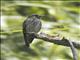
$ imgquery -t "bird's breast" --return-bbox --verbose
[26,19,41,33]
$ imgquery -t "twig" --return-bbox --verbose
[68,39,78,60]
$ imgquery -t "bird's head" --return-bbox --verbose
[28,14,43,19]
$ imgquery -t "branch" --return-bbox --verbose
[68,40,78,60]
[28,32,79,60]
[30,32,80,49]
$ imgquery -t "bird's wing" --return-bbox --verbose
[23,19,34,47]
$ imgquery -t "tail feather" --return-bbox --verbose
[23,33,34,47]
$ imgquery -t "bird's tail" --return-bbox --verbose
[23,33,34,47]
[23,32,30,47]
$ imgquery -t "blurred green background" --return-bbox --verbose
[1,0,80,60]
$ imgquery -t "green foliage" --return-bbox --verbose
[1,0,80,60]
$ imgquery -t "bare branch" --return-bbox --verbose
[29,32,80,49]
[27,32,79,60]
[68,40,78,60]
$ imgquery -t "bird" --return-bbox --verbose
[23,14,42,47]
